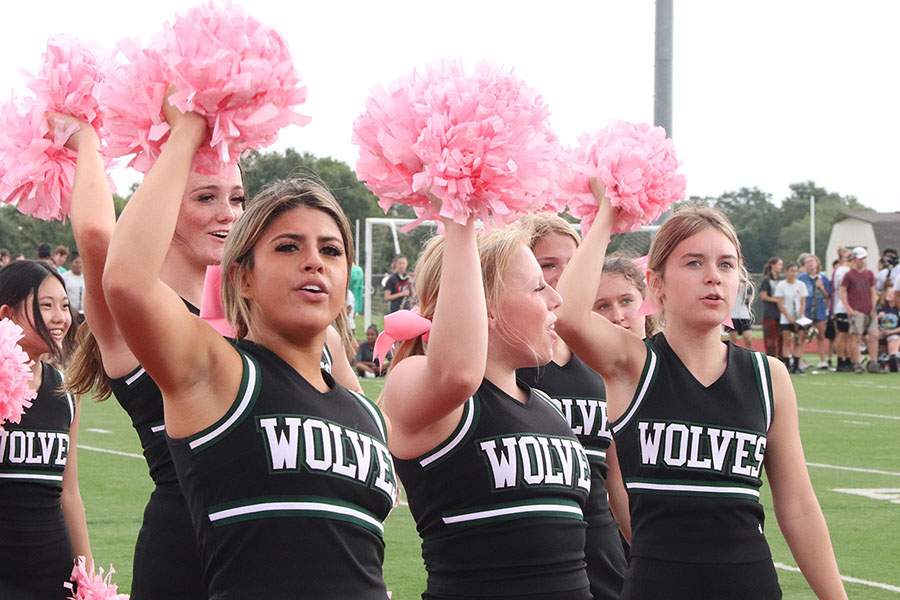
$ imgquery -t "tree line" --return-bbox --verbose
[0,149,871,275]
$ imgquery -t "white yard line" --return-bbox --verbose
[799,407,900,421]
[807,462,900,477]
[79,445,143,459]
[802,380,900,392]
[774,562,900,593]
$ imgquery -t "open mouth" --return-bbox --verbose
[209,231,228,240]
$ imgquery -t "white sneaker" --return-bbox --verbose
[364,371,376,378]
[816,361,831,370]
[798,359,810,370]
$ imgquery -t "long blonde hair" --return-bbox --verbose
[647,205,753,319]
[388,227,529,370]
[221,179,353,339]
[64,320,113,401]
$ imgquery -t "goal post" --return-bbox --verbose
[362,217,658,328]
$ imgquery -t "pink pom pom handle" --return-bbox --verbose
[353,61,560,231]
[0,318,36,431]
[560,120,687,234]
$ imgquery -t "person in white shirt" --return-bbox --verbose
[830,248,853,371]
[775,262,808,374]
[60,252,85,322]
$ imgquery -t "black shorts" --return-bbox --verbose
[779,323,800,333]
[726,318,752,335]
[825,317,836,340]
[834,313,850,333]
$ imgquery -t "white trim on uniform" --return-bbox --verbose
[612,347,658,435]
[0,472,64,483]
[125,367,146,387]
[584,448,607,460]
[349,390,386,442]
[208,499,385,535]
[189,355,258,451]
[420,396,475,468]
[753,351,773,430]
[442,501,583,525]
[626,480,760,500]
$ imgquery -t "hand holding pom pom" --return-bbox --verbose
[65,556,129,600]
[353,61,560,231]
[561,120,687,234]
[101,2,309,178]
[0,318,36,430]
[0,35,108,221]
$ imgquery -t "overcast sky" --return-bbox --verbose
[3,1,899,212]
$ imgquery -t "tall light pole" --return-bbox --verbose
[654,0,674,138]
[810,195,816,255]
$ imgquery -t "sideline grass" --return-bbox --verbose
[77,366,900,598]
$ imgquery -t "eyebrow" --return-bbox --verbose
[190,185,244,193]
[271,233,343,245]
[682,252,738,260]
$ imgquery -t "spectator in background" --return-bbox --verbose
[840,247,883,373]
[727,280,754,350]
[36,243,54,266]
[775,262,808,374]
[383,253,411,314]
[876,248,900,292]
[831,247,853,371]
[12,252,25,262]
[0,248,9,269]
[798,254,832,370]
[53,245,69,273]
[60,251,85,322]
[350,261,364,314]
[355,324,390,377]
[877,280,900,371]
[759,256,783,358]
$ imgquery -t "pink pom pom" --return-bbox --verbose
[65,556,129,600]
[0,36,108,221]
[0,318,36,431]
[560,120,687,234]
[353,61,560,230]
[101,2,309,177]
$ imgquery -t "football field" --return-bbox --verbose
[77,366,900,598]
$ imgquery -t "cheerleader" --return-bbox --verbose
[0,260,90,598]
[555,182,846,599]
[102,101,394,599]
[382,207,592,599]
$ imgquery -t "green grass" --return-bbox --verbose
[77,362,900,598]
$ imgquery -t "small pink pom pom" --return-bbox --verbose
[0,36,108,221]
[65,556,129,600]
[101,2,309,177]
[560,120,687,234]
[0,318,36,431]
[353,61,560,230]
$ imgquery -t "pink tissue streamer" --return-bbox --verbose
[374,310,432,364]
[65,556,129,600]
[353,61,560,231]
[0,35,110,221]
[0,318,36,431]
[560,120,686,234]
[100,2,309,177]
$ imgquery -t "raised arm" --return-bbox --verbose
[382,217,486,459]
[102,98,241,435]
[764,356,847,599]
[58,115,138,379]
[555,182,646,416]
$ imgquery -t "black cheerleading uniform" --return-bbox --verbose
[394,378,593,600]
[0,364,75,599]
[107,300,207,599]
[167,339,396,600]
[612,333,781,599]
[518,356,626,600]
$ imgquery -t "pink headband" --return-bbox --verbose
[374,309,432,364]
